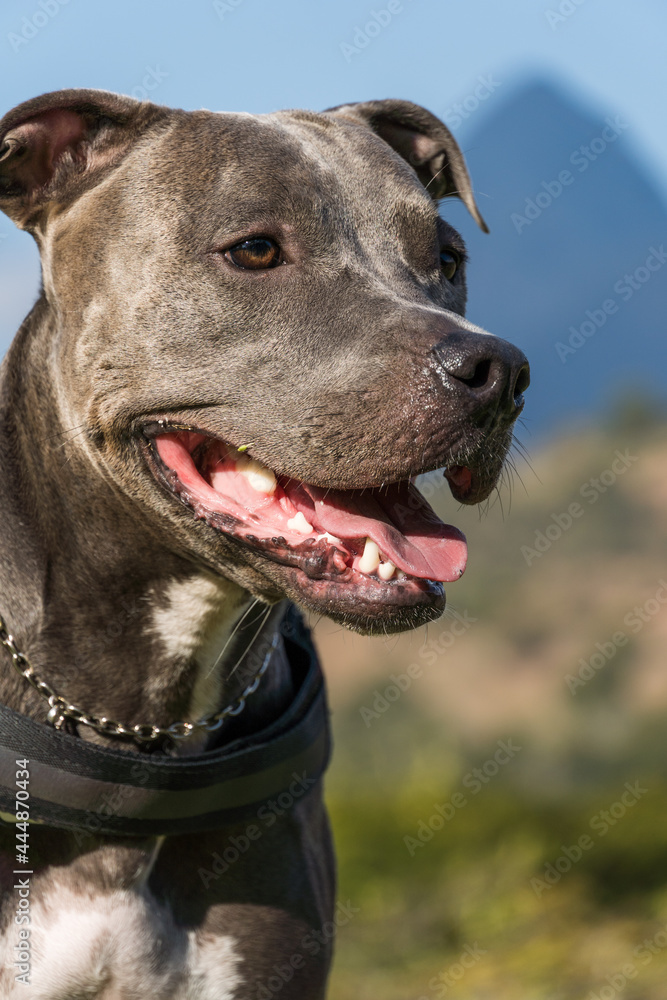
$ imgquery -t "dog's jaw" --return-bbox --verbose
[139,424,474,634]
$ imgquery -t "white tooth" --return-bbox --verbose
[235,455,277,494]
[244,468,277,493]
[287,512,313,534]
[359,538,381,574]
[378,560,397,581]
[315,532,342,545]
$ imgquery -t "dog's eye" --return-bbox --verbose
[440,248,461,281]
[225,238,281,270]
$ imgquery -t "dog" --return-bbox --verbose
[0,89,528,998]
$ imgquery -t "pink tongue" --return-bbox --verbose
[154,433,467,583]
[282,481,467,582]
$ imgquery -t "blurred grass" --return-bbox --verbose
[314,398,667,999]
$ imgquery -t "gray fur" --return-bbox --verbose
[0,90,527,997]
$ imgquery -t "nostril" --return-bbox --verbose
[432,331,529,418]
[514,363,530,397]
[456,358,492,390]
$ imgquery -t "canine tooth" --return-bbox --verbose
[287,512,313,534]
[378,560,397,581]
[359,538,381,574]
[235,455,277,494]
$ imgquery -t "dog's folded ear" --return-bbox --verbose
[325,98,488,232]
[0,89,168,230]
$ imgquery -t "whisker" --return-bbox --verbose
[43,422,87,441]
[204,597,261,680]
[226,605,273,682]
[53,426,90,451]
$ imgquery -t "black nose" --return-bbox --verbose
[433,329,530,424]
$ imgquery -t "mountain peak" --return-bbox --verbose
[441,75,667,439]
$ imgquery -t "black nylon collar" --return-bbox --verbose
[0,608,331,838]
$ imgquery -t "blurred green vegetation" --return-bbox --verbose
[315,401,667,999]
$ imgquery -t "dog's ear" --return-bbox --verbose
[325,98,488,232]
[0,88,169,231]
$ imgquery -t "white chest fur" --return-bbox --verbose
[148,573,251,726]
[1,881,244,999]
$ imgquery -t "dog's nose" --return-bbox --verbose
[433,330,530,422]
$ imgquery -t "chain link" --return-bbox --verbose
[0,613,277,742]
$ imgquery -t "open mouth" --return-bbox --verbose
[145,425,469,620]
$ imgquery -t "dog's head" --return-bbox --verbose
[0,89,528,634]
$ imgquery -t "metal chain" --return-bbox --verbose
[0,612,277,742]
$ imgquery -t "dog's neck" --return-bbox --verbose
[0,312,293,751]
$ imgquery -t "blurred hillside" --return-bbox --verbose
[443,79,667,440]
[314,403,667,999]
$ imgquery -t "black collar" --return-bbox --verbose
[0,607,330,838]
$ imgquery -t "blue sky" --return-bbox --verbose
[1,0,665,352]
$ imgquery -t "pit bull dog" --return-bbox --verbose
[0,89,528,998]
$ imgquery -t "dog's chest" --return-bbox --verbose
[1,877,245,999]
[1,574,264,999]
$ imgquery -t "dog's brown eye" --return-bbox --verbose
[440,248,460,281]
[225,237,281,270]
